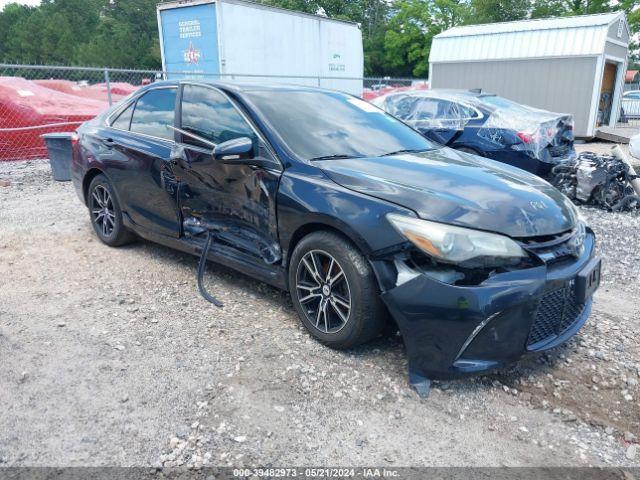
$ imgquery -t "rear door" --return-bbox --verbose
[174,83,283,265]
[106,86,181,237]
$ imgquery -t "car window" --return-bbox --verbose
[110,102,134,130]
[456,103,480,120]
[130,88,177,141]
[180,84,257,149]
[438,100,463,120]
[412,98,440,120]
[386,95,420,119]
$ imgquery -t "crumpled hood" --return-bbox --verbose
[317,147,577,238]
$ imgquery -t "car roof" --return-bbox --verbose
[381,88,495,100]
[144,79,341,95]
[430,88,495,98]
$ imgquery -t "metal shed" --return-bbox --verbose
[429,12,630,137]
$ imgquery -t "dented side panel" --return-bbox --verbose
[176,146,282,264]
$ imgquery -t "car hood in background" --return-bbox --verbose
[317,147,577,238]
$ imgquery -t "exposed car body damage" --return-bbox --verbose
[71,81,600,392]
[372,228,597,382]
[551,150,640,212]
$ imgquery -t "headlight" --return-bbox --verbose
[387,213,527,264]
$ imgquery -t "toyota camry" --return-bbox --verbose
[71,81,601,389]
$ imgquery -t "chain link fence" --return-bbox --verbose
[0,63,427,161]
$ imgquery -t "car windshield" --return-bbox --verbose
[244,89,435,160]
[479,95,534,113]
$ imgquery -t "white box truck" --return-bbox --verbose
[157,0,364,95]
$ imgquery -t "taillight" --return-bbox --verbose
[517,132,535,144]
[71,132,79,147]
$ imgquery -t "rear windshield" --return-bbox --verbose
[479,95,534,113]
[244,90,435,160]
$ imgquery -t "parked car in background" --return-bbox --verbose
[71,81,599,382]
[630,131,640,159]
[370,83,389,91]
[621,90,640,120]
[362,82,428,101]
[372,89,576,177]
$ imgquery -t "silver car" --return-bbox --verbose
[630,131,640,159]
[622,90,640,119]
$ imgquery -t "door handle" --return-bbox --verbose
[101,138,115,148]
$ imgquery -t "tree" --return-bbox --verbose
[619,0,640,67]
[383,0,468,77]
[467,0,530,23]
[530,0,567,19]
[0,0,159,68]
[0,4,36,62]
[75,0,161,68]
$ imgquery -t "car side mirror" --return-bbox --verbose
[213,137,254,164]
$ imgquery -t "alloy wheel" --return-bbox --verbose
[295,249,352,334]
[90,185,116,238]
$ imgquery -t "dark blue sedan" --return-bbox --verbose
[373,89,576,177]
[71,81,599,388]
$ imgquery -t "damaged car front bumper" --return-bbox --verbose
[376,230,599,381]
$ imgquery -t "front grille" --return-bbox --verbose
[518,228,579,265]
[527,286,586,348]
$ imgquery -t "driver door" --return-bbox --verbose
[173,84,283,265]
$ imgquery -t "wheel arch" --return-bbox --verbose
[82,168,106,205]
[83,167,125,211]
[284,218,371,271]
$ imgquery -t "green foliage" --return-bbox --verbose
[468,0,529,24]
[0,0,637,76]
[380,0,469,77]
[75,0,161,69]
[0,0,159,67]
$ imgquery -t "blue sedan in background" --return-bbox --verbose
[372,89,576,177]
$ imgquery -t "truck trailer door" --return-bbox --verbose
[158,1,220,78]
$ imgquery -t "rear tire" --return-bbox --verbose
[288,231,385,349]
[87,174,135,247]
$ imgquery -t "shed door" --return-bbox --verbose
[598,62,618,126]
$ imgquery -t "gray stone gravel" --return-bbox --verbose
[0,155,638,468]
[579,207,640,290]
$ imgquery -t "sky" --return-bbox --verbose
[0,0,40,10]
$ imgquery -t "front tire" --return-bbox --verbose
[87,174,135,247]
[288,231,385,349]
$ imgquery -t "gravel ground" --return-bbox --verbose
[0,150,638,467]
